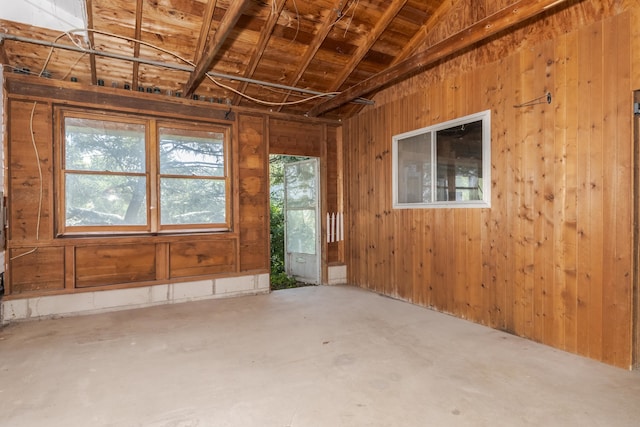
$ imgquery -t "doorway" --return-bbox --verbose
[269,155,321,288]
[284,158,321,284]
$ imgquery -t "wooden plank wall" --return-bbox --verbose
[3,77,333,297]
[343,6,634,368]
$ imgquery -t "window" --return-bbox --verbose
[58,110,231,234]
[392,110,491,208]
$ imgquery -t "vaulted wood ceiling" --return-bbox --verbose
[0,0,571,119]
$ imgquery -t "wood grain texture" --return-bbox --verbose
[9,247,65,294]
[343,9,634,368]
[237,114,269,271]
[5,84,322,295]
[170,240,237,278]
[75,244,156,288]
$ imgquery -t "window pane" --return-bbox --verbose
[66,174,147,226]
[65,118,145,172]
[160,178,226,224]
[159,128,225,177]
[286,209,316,254]
[397,132,432,203]
[285,162,317,209]
[436,120,483,202]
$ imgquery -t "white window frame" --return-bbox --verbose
[392,110,491,209]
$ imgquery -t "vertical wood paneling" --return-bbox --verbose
[238,114,269,272]
[343,10,634,368]
[562,29,579,355]
[575,21,593,358]
[521,41,538,341]
[8,101,53,242]
[326,126,340,264]
[552,33,569,351]
[603,13,633,367]
[541,40,558,347]
[587,21,605,363]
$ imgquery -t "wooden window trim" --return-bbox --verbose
[55,108,232,236]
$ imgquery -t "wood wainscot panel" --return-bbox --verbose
[9,247,65,294]
[75,244,156,288]
[169,239,236,278]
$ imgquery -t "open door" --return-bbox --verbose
[284,158,320,284]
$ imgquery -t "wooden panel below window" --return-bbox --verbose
[75,244,156,288]
[169,240,236,278]
[9,247,65,294]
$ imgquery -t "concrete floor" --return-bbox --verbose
[0,285,639,427]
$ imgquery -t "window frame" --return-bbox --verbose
[156,121,231,232]
[392,110,491,209]
[56,108,232,236]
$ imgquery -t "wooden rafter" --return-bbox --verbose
[324,0,407,93]
[184,0,251,97]
[85,0,97,85]
[308,0,571,117]
[193,0,218,64]
[390,0,456,67]
[131,0,144,90]
[275,0,347,112]
[232,0,287,106]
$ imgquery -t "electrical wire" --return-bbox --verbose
[8,18,341,260]
[56,28,335,106]
[9,102,43,261]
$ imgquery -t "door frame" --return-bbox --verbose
[284,157,321,284]
[633,106,640,369]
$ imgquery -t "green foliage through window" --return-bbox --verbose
[60,111,230,233]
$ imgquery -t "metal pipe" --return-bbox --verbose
[0,33,375,105]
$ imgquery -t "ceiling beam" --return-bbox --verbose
[308,0,571,117]
[275,0,348,112]
[131,0,144,90]
[390,0,455,66]
[85,0,98,85]
[184,0,251,97]
[232,0,287,105]
[193,0,218,64]
[325,0,407,93]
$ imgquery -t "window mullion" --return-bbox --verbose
[431,132,437,203]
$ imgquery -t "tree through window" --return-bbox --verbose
[58,110,231,234]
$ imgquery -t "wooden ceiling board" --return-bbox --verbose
[2,0,572,118]
[398,2,434,25]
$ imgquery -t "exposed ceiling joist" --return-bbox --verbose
[131,0,144,89]
[85,0,97,85]
[184,0,251,97]
[308,0,571,117]
[276,0,348,111]
[327,0,408,92]
[232,0,287,106]
[193,0,218,64]
[390,0,455,66]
